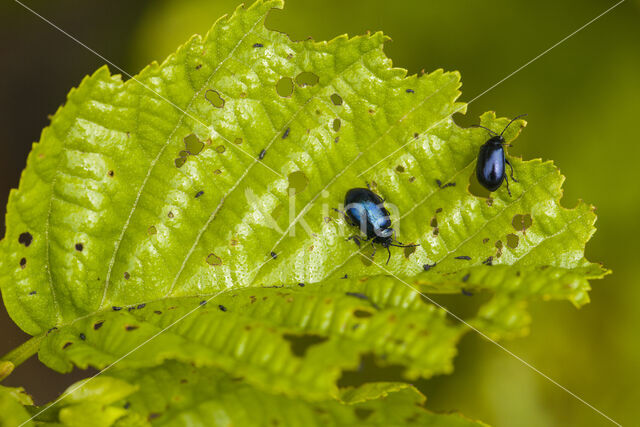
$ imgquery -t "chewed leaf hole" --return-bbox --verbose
[512,213,533,232]
[353,309,373,318]
[506,233,520,249]
[295,71,319,87]
[468,170,491,198]
[206,253,222,266]
[330,93,343,105]
[283,334,328,357]
[276,77,294,97]
[404,245,416,258]
[287,171,309,194]
[205,89,225,108]
[332,118,341,132]
[184,134,204,155]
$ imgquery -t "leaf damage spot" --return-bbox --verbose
[423,263,436,271]
[512,214,533,233]
[195,191,204,198]
[18,232,33,247]
[147,226,157,235]
[184,134,204,155]
[330,93,343,105]
[276,77,294,97]
[258,149,266,160]
[205,89,225,108]
[282,127,290,139]
[295,71,319,87]
[75,243,83,252]
[332,118,341,132]
[93,321,104,330]
[506,233,520,249]
[283,334,328,357]
[353,309,373,318]
[287,171,309,194]
[125,325,139,331]
[455,255,471,260]
[123,272,130,280]
[206,253,222,266]
[19,258,26,269]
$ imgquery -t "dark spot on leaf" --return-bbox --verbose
[47,327,58,334]
[18,232,33,247]
[107,170,115,177]
[19,258,26,269]
[112,306,122,311]
[483,256,493,266]
[295,71,319,87]
[154,310,162,315]
[125,325,139,331]
[298,282,305,287]
[406,88,415,94]
[28,291,36,295]
[128,306,135,312]
[435,208,443,213]
[93,321,104,330]
[276,77,294,97]
[430,217,438,228]
[206,253,222,266]
[455,256,471,260]
[495,240,503,257]
[270,251,277,259]
[487,198,494,207]
[396,165,405,173]
[205,89,224,108]
[423,263,436,271]
[353,309,373,318]
[330,93,343,105]
[148,413,160,421]
[355,408,375,421]
[334,136,340,143]
[253,43,263,48]
[346,292,368,301]
[234,137,243,144]
[174,157,187,168]
[63,342,72,349]
[435,179,442,187]
[148,226,157,235]
[215,145,226,153]
[195,191,204,198]
[213,169,222,175]
[79,333,86,341]
[123,402,130,409]
[195,64,202,70]
[75,243,83,252]
[199,300,207,306]
[506,233,519,249]
[341,274,348,279]
[332,118,341,131]
[409,176,416,182]
[218,304,227,312]
[124,272,130,280]
[168,211,174,218]
[137,304,146,309]
[259,149,266,160]
[283,334,328,357]
[483,238,490,244]
[282,127,290,139]
[462,274,470,283]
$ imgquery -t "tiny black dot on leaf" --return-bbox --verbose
[125,325,139,331]
[19,258,26,269]
[18,232,33,247]
[79,333,86,341]
[124,272,130,280]
[218,305,227,312]
[93,321,104,330]
[75,243,83,252]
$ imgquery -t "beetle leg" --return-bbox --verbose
[347,235,362,247]
[505,158,518,182]
[370,241,377,259]
[386,246,392,265]
[504,175,512,197]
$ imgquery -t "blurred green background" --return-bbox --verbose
[1,0,639,425]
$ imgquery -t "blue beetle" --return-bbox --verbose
[340,187,418,264]
[474,114,526,196]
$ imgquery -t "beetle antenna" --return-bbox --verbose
[470,124,497,136]
[499,114,528,137]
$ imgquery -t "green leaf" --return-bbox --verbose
[35,361,486,426]
[0,385,34,426]
[38,280,462,400]
[0,0,607,422]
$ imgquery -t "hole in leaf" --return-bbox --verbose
[512,214,533,232]
[147,226,157,235]
[174,157,187,168]
[215,145,226,153]
[276,77,294,97]
[184,134,204,155]
[19,258,26,269]
[206,253,222,266]
[75,243,83,252]
[283,334,328,357]
[332,119,341,132]
[395,165,405,173]
[468,170,491,198]
[295,71,319,87]
[495,240,503,258]
[287,171,309,194]
[124,272,130,280]
[506,233,519,249]
[205,89,225,108]
[234,137,243,144]
[404,245,416,258]
[330,93,343,105]
[107,170,114,177]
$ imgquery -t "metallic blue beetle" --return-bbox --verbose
[341,187,418,264]
[474,114,526,197]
